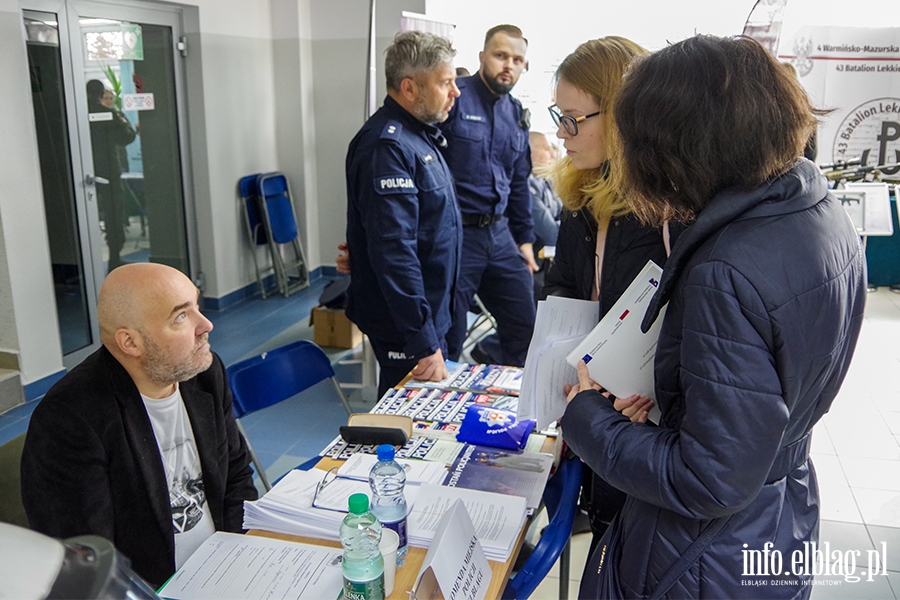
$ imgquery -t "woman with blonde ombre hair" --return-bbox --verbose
[542,36,681,551]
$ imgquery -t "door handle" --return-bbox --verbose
[85,174,110,186]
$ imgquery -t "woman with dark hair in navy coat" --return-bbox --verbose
[562,36,866,599]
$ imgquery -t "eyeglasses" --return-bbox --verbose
[311,467,369,513]
[548,105,601,136]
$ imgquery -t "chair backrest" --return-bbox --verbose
[259,173,299,244]
[0,433,28,528]
[503,456,583,600]
[238,174,268,245]
[227,340,336,419]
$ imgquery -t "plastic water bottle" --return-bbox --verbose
[340,493,385,600]
[369,444,408,566]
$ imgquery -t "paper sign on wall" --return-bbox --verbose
[122,93,154,111]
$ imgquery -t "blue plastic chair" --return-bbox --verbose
[238,172,309,298]
[257,172,309,297]
[238,174,276,298]
[502,455,584,600]
[227,340,352,490]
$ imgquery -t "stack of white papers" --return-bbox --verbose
[519,296,598,430]
[407,484,528,562]
[243,469,347,541]
[244,467,529,562]
[243,459,436,540]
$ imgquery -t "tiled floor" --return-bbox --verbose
[532,289,900,599]
[2,282,899,598]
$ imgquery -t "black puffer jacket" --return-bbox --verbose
[542,209,671,319]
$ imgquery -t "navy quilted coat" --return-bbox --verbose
[562,160,866,599]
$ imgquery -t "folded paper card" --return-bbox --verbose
[456,405,535,450]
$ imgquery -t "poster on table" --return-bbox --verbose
[778,26,900,179]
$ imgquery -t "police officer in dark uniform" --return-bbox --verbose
[440,25,538,368]
[345,31,462,397]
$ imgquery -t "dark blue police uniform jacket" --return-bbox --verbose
[441,74,534,244]
[345,95,462,360]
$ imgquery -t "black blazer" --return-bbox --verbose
[21,347,258,588]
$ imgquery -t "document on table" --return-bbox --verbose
[407,483,527,561]
[337,452,448,486]
[566,260,665,412]
[158,532,343,600]
[519,296,598,430]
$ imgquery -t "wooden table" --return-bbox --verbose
[248,371,556,599]
[249,455,535,599]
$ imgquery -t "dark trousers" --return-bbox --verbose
[97,181,125,272]
[445,221,535,367]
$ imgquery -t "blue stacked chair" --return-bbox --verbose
[238,172,309,297]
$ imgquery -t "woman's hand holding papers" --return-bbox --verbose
[564,361,654,423]
[614,394,654,424]
[563,360,604,402]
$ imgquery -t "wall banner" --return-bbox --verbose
[779,26,900,179]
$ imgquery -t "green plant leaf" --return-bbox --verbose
[102,64,123,111]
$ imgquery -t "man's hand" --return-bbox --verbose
[411,349,448,382]
[336,242,351,275]
[519,242,540,273]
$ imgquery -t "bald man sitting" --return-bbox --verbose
[21,263,257,588]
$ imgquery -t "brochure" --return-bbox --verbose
[443,444,553,514]
[566,260,665,411]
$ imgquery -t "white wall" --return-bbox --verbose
[188,0,425,299]
[426,0,753,135]
[180,0,280,299]
[0,0,64,384]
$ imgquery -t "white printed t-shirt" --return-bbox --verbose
[142,386,216,569]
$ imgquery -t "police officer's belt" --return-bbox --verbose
[461,213,504,228]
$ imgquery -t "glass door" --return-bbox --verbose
[23,0,196,368]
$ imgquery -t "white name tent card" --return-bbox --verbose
[412,499,490,600]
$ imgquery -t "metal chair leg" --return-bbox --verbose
[236,419,271,491]
[559,537,571,599]
[330,376,354,415]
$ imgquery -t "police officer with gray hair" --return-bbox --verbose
[345,30,463,396]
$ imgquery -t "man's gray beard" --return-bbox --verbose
[141,332,213,388]
[413,96,445,125]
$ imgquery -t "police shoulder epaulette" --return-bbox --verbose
[380,121,403,141]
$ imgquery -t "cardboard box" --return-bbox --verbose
[311,306,362,349]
